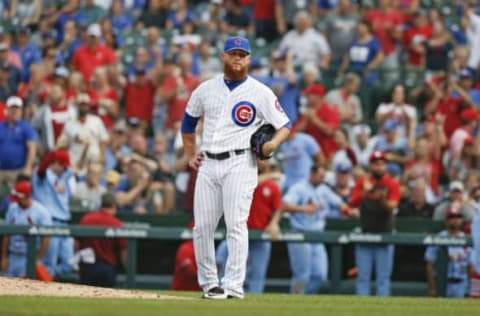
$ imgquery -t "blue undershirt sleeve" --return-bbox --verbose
[181,113,200,133]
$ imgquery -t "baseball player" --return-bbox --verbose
[283,164,352,294]
[181,36,290,299]
[472,209,480,298]
[425,208,475,298]
[32,149,76,277]
[1,181,52,278]
[279,126,324,192]
[349,151,401,296]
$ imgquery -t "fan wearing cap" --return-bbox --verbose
[425,208,475,298]
[32,149,76,277]
[56,92,109,175]
[349,150,401,296]
[11,27,42,82]
[1,181,52,278]
[0,96,37,187]
[325,161,355,205]
[432,181,477,222]
[448,108,480,162]
[71,23,116,83]
[296,83,341,162]
[454,68,480,107]
[374,118,411,168]
[104,119,133,171]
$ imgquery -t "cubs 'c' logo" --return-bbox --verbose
[231,101,256,127]
[234,38,241,45]
[274,99,284,113]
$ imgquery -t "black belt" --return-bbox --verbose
[447,277,465,284]
[205,149,246,160]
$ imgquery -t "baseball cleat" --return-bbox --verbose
[202,287,228,299]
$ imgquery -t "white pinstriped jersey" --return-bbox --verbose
[185,75,290,153]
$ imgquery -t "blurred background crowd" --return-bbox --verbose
[0,0,480,241]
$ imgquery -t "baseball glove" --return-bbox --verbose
[250,124,275,160]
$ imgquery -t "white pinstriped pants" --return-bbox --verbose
[193,151,257,298]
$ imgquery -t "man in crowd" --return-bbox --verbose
[0,96,36,187]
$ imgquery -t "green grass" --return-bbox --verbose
[0,292,478,316]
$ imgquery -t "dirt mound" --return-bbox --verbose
[0,276,190,300]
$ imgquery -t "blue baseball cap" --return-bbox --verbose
[386,163,402,176]
[459,68,473,80]
[224,36,251,54]
[383,119,398,132]
[336,162,353,173]
[134,65,147,74]
[249,58,262,69]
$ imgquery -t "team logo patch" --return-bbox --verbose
[234,38,241,45]
[231,101,256,127]
[274,99,284,113]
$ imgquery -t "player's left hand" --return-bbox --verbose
[188,153,204,171]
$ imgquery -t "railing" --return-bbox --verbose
[0,224,471,297]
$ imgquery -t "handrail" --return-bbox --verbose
[0,224,465,297]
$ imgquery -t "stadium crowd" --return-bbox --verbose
[1,0,480,298]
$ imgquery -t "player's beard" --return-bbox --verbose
[371,170,384,180]
[224,62,248,81]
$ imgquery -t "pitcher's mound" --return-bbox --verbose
[0,276,191,300]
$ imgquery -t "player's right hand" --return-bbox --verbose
[188,153,204,171]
